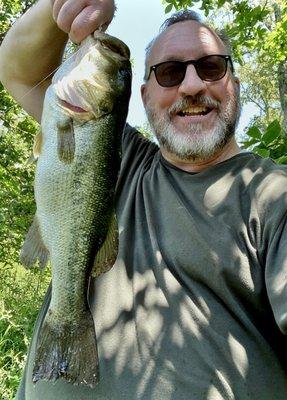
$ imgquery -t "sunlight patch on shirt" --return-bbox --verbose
[207,369,235,400]
[228,334,248,378]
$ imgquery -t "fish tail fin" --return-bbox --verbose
[20,214,49,269]
[32,309,99,388]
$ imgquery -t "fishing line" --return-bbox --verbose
[0,39,92,135]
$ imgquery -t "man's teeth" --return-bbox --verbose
[179,106,211,116]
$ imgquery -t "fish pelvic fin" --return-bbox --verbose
[57,117,75,164]
[32,309,99,388]
[26,129,43,164]
[33,129,43,159]
[20,214,49,269]
[92,213,119,278]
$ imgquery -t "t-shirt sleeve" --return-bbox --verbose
[121,123,158,165]
[259,167,287,335]
[116,124,159,191]
[265,213,287,335]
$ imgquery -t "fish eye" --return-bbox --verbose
[99,40,127,59]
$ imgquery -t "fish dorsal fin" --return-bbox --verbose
[20,214,49,269]
[92,213,118,278]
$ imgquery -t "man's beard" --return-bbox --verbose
[145,90,241,162]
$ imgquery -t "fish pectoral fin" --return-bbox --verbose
[92,213,118,278]
[20,214,49,269]
[57,117,75,164]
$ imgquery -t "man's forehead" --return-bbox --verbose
[148,20,226,64]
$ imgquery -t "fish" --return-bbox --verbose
[19,31,131,388]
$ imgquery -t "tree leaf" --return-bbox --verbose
[165,3,173,13]
[246,126,261,139]
[275,155,287,165]
[254,147,270,158]
[262,120,281,145]
[240,138,259,149]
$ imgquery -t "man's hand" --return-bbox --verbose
[51,0,116,43]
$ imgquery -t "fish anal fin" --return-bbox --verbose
[92,213,118,278]
[20,214,49,269]
[57,117,75,164]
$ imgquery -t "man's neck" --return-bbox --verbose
[160,138,241,173]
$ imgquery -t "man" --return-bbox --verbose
[1,1,287,399]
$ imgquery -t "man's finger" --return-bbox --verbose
[55,0,86,34]
[51,0,66,21]
[69,7,110,43]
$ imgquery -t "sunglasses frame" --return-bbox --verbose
[147,54,234,87]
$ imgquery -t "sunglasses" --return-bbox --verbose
[147,54,234,87]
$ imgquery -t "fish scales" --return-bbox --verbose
[20,32,131,387]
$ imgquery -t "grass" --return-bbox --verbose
[0,262,50,400]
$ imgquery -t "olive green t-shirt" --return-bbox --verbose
[16,126,287,400]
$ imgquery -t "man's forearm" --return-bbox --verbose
[0,0,68,89]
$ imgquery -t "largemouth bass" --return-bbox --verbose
[20,31,131,388]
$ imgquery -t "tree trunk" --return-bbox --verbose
[273,3,287,134]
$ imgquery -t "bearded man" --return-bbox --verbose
[0,1,287,399]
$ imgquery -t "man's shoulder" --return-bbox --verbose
[236,151,287,181]
[241,152,287,213]
[246,152,287,185]
[121,123,159,163]
[116,124,159,189]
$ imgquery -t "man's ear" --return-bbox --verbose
[234,76,240,86]
[141,83,147,107]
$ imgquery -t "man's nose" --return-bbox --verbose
[178,64,206,97]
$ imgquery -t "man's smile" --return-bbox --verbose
[177,105,214,117]
[171,106,217,126]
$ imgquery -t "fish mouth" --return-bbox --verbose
[60,100,88,113]
[58,99,94,121]
[54,32,131,120]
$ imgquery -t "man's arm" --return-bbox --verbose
[0,0,116,123]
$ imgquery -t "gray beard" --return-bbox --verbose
[145,91,241,162]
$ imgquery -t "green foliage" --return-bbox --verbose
[241,120,287,163]
[0,79,49,397]
[162,0,230,15]
[0,83,37,265]
[162,0,287,61]
[0,263,50,400]
[0,2,44,396]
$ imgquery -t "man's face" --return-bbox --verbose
[141,21,241,162]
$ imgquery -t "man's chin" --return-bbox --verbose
[156,126,230,162]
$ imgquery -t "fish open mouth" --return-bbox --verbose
[60,100,88,113]
[177,105,214,117]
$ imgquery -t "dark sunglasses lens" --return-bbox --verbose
[155,61,186,87]
[197,55,227,81]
